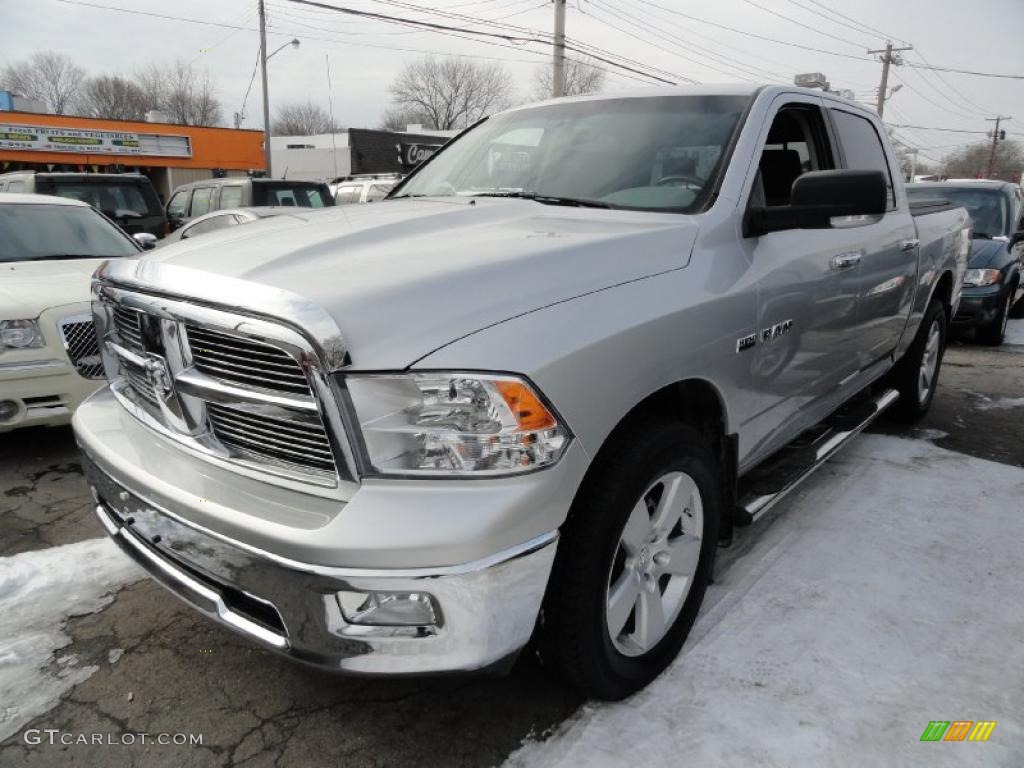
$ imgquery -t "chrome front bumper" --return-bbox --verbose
[82,452,557,674]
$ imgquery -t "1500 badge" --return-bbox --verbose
[736,319,793,352]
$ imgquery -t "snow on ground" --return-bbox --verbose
[975,396,1024,411]
[0,537,141,741]
[508,434,1024,768]
[1004,319,1024,348]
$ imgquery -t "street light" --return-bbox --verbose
[258,0,301,179]
[268,38,300,62]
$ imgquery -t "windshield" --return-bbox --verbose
[38,179,161,219]
[394,94,751,212]
[907,186,1009,237]
[0,203,139,262]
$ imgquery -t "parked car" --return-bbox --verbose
[75,85,969,700]
[0,193,142,433]
[158,207,289,246]
[0,171,167,239]
[907,180,1023,344]
[165,177,333,230]
[330,174,402,204]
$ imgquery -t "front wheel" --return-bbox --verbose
[976,286,1014,346]
[887,299,947,422]
[540,422,720,700]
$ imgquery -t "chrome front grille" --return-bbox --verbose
[95,288,349,489]
[207,403,335,472]
[186,325,311,395]
[58,316,105,379]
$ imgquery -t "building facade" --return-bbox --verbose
[0,111,265,201]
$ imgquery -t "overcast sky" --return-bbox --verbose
[3,0,1022,165]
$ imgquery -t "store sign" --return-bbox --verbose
[0,124,190,157]
[397,142,442,167]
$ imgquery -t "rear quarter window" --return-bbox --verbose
[830,109,896,209]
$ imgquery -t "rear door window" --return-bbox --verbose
[255,183,329,208]
[189,186,215,217]
[218,185,244,209]
[830,109,896,209]
[6,180,26,192]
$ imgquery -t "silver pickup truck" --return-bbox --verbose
[74,85,969,700]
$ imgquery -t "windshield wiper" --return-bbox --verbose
[21,254,103,261]
[470,191,613,209]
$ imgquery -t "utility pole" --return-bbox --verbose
[906,148,918,182]
[985,116,1011,179]
[552,0,566,98]
[258,0,272,177]
[868,41,913,118]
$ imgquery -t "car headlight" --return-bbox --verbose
[963,268,1001,287]
[0,319,44,349]
[344,372,570,476]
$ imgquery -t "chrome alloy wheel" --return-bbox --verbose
[918,318,941,403]
[605,471,703,657]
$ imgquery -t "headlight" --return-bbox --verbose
[0,319,44,349]
[963,268,1001,287]
[344,372,570,476]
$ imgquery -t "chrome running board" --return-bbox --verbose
[735,388,900,526]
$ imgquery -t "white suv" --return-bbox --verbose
[331,174,402,204]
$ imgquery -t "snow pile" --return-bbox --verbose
[1004,318,1024,348]
[0,538,141,741]
[509,435,1024,768]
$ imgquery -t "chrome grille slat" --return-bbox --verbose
[190,360,310,394]
[208,404,335,471]
[58,317,105,379]
[205,405,334,450]
[113,307,144,351]
[186,324,312,396]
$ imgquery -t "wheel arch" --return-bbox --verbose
[576,377,737,544]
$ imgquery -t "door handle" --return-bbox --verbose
[900,238,920,252]
[830,252,862,270]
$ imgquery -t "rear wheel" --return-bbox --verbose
[887,299,947,422]
[540,421,720,700]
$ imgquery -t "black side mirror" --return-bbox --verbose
[746,170,888,237]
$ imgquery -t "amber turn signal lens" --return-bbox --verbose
[495,380,556,431]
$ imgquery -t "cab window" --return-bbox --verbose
[219,185,244,209]
[830,109,895,209]
[189,186,215,216]
[753,105,833,208]
[167,190,189,218]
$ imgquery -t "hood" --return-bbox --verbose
[141,199,699,368]
[0,257,111,320]
[968,238,1010,269]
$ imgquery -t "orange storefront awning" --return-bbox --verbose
[0,112,265,170]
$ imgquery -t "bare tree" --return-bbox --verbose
[379,105,433,132]
[942,139,1023,182]
[0,51,85,114]
[132,62,222,126]
[386,56,513,131]
[76,75,149,121]
[273,100,337,136]
[529,56,605,102]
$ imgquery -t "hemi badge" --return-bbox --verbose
[736,333,756,353]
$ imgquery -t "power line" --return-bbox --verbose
[779,0,878,45]
[902,62,1024,80]
[888,123,989,135]
[738,0,868,50]
[802,0,909,44]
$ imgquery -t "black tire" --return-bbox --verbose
[976,284,1015,346]
[540,421,720,700]
[887,299,947,422]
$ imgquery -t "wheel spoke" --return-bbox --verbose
[662,535,702,576]
[607,571,641,637]
[621,500,651,553]
[636,587,666,650]
[651,472,692,536]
